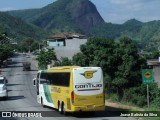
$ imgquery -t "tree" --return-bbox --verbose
[112,37,144,96]
[73,37,146,98]
[72,52,87,66]
[30,41,39,52]
[0,44,13,65]
[37,49,57,69]
[55,57,72,66]
[80,37,117,79]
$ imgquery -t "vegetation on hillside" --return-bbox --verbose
[0,32,13,66]
[5,0,160,52]
[90,19,160,52]
[36,49,57,69]
[7,0,104,34]
[73,37,146,90]
[0,12,48,41]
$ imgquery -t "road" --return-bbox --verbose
[0,53,136,120]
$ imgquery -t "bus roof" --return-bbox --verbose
[38,66,101,73]
[48,66,80,71]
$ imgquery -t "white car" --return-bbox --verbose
[0,76,8,100]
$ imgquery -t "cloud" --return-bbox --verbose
[110,0,131,5]
[99,0,160,24]
[0,7,15,11]
[110,0,155,5]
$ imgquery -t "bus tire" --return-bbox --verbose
[41,98,45,107]
[58,102,62,114]
[61,102,67,115]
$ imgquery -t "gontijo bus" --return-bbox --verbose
[33,66,105,114]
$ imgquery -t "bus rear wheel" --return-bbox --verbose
[61,103,67,115]
[41,98,45,107]
[58,102,67,115]
[58,102,62,114]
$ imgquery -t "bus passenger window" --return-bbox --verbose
[40,79,47,84]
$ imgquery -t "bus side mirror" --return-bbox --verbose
[33,78,36,86]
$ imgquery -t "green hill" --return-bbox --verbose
[0,12,48,41]
[90,19,160,51]
[5,0,160,52]
[7,0,104,34]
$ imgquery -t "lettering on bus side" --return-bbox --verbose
[51,87,61,93]
[75,83,102,89]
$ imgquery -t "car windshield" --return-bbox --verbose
[0,79,4,84]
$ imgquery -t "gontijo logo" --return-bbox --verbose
[80,71,97,79]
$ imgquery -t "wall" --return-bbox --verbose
[49,38,87,60]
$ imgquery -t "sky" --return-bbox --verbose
[0,0,160,24]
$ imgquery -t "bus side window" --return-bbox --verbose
[46,78,50,85]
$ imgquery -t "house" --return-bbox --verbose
[47,32,87,59]
[147,58,160,87]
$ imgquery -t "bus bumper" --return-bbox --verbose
[69,104,105,112]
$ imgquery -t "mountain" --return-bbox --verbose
[5,0,160,52]
[7,0,104,34]
[0,12,48,41]
[90,19,160,51]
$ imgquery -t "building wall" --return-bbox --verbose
[48,41,64,47]
[50,38,87,60]
[153,66,160,87]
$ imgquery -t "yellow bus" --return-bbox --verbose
[33,66,105,114]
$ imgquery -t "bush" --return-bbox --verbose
[122,83,160,108]
[109,94,120,102]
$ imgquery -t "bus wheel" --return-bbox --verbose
[41,98,45,107]
[61,103,67,115]
[58,102,62,114]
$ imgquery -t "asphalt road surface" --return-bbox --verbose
[0,53,136,120]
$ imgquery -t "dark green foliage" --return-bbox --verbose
[90,23,123,39]
[16,38,42,52]
[72,52,88,66]
[123,83,160,108]
[5,0,160,52]
[0,12,48,41]
[7,0,104,34]
[73,37,151,107]
[123,84,147,107]
[37,49,57,69]
[82,37,117,79]
[0,33,13,64]
[0,44,13,64]
[147,50,159,59]
[112,37,142,89]
[55,57,72,66]
[90,19,160,52]
[76,37,144,89]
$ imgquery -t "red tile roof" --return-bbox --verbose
[48,32,86,39]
